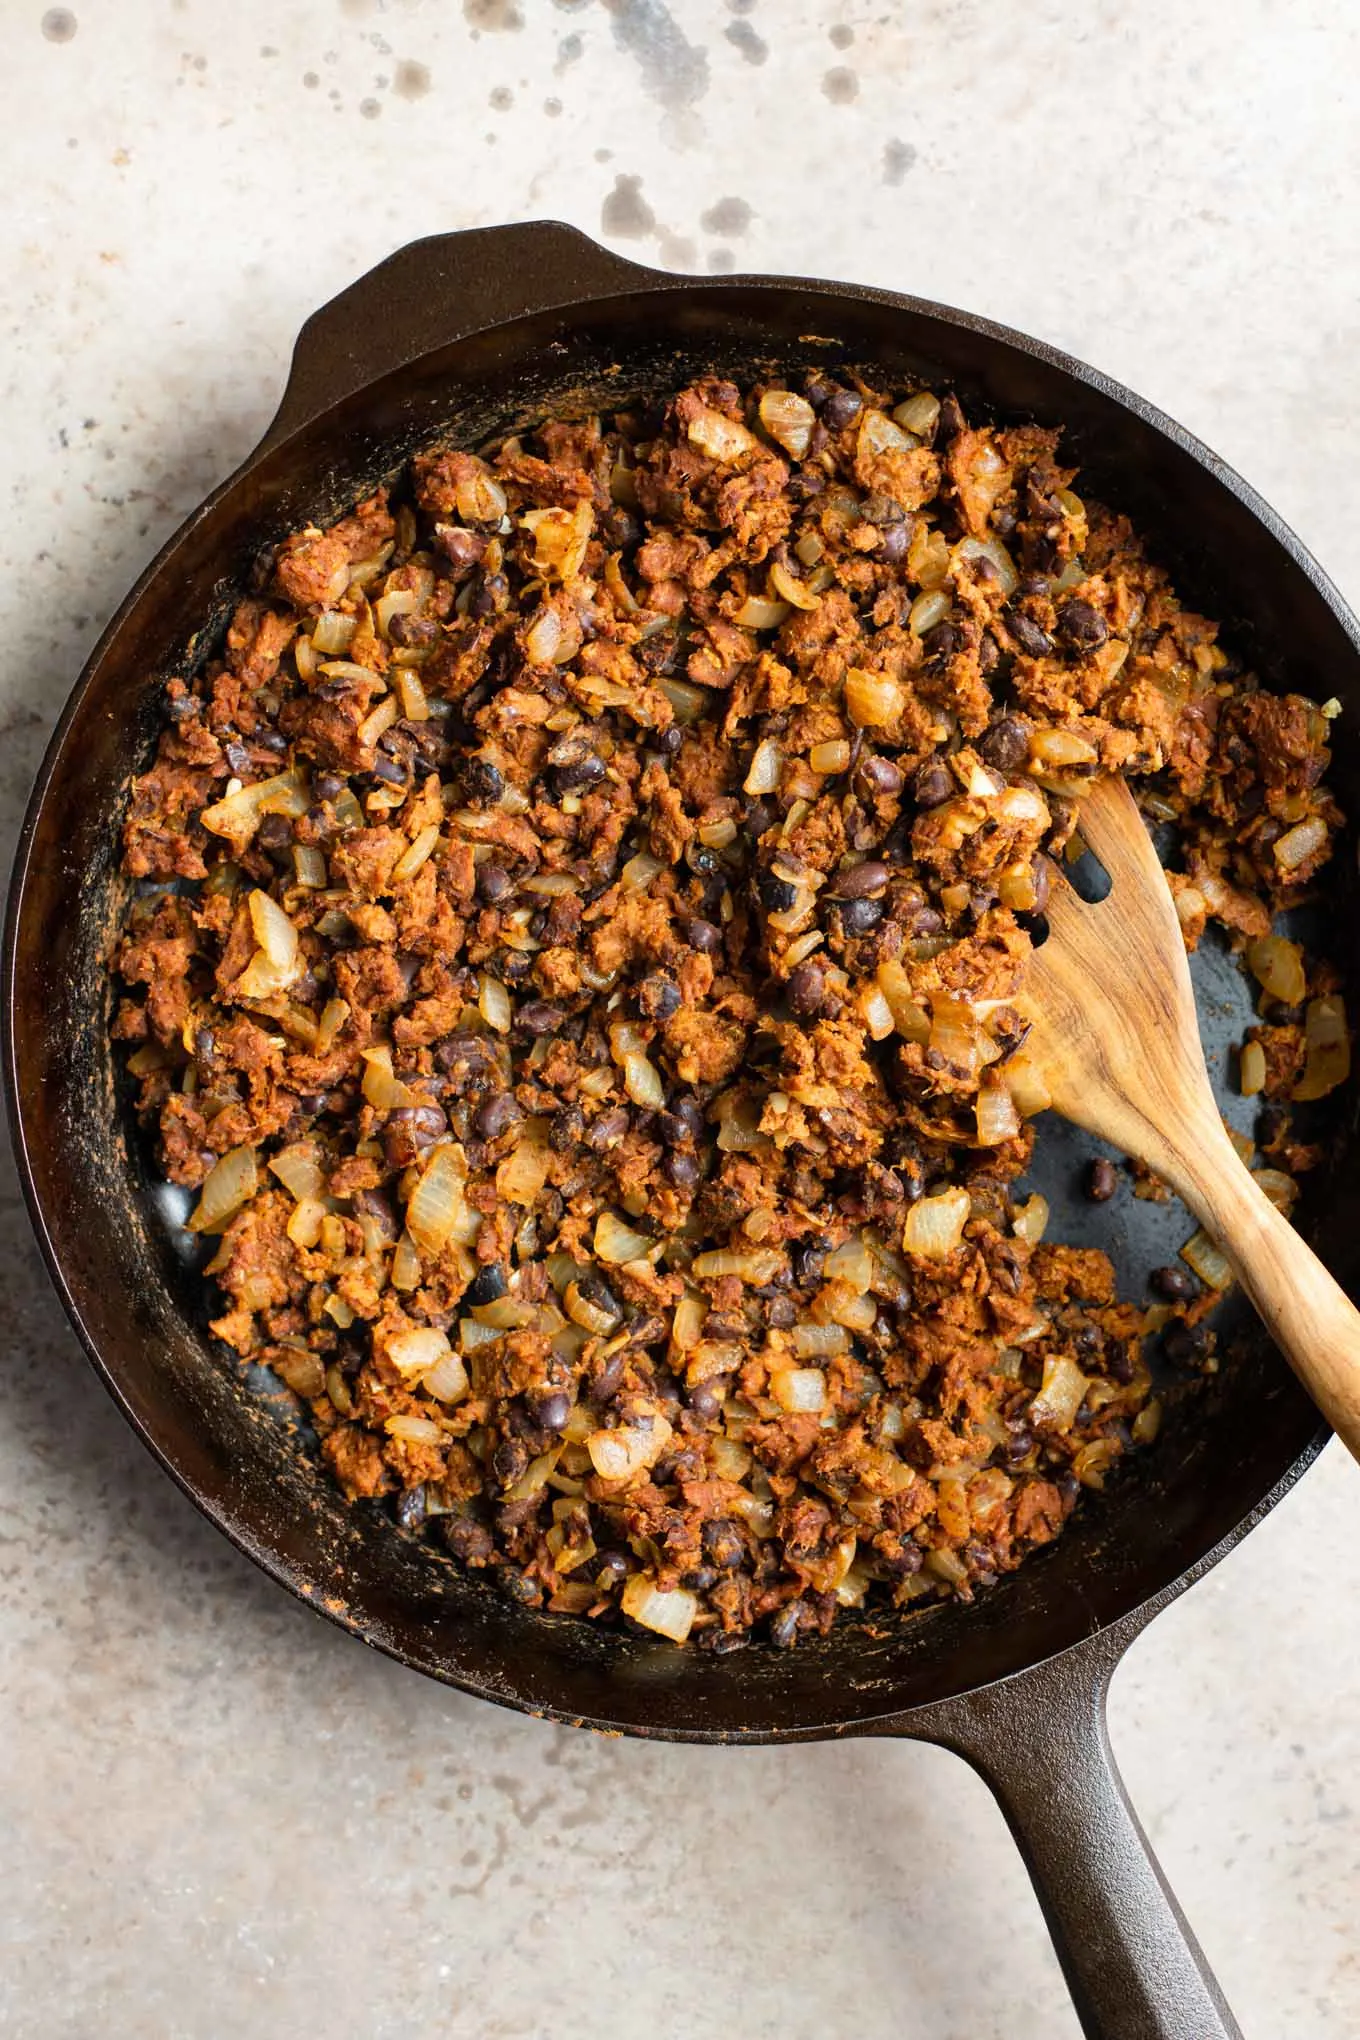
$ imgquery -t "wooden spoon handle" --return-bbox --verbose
[1161,1116,1360,1462]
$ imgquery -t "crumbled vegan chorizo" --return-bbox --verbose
[111,370,1347,1649]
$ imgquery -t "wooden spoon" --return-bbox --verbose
[1019,773,1360,1459]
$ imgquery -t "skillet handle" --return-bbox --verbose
[913,1638,1241,2040]
[259,222,679,453]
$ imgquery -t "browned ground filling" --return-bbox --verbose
[111,372,1347,1650]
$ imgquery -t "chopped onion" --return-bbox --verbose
[810,739,851,775]
[623,1052,666,1110]
[710,1435,752,1481]
[1239,1039,1266,1096]
[384,1324,455,1382]
[976,1081,1021,1147]
[758,389,815,459]
[1012,1192,1049,1243]
[876,959,930,1041]
[385,1414,445,1446]
[361,1045,413,1111]
[1253,1168,1298,1213]
[287,1197,326,1249]
[825,1236,872,1293]
[188,1145,258,1233]
[315,997,350,1054]
[845,668,904,728]
[791,1321,848,1358]
[471,1297,538,1330]
[1030,1353,1090,1430]
[621,850,665,890]
[691,1247,784,1284]
[595,1210,654,1264]
[312,610,357,655]
[1245,935,1306,1006]
[406,1144,473,1255]
[391,824,440,886]
[1181,1229,1235,1290]
[456,469,508,525]
[269,1144,324,1202]
[908,589,951,637]
[858,408,914,457]
[744,738,782,795]
[826,1286,877,1331]
[860,984,896,1041]
[1274,815,1328,873]
[479,975,512,1034]
[1006,1052,1053,1118]
[200,770,309,849]
[1293,994,1350,1101]
[657,676,710,722]
[589,1414,673,1482]
[1030,727,1097,770]
[686,408,758,462]
[732,595,791,632]
[894,391,940,436]
[498,1119,551,1205]
[903,1186,970,1259]
[621,1574,696,1643]
[671,1293,707,1350]
[772,1366,827,1413]
[769,560,820,612]
[390,1231,422,1291]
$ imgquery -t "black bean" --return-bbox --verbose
[981,715,1033,772]
[472,573,510,617]
[686,917,723,954]
[1150,1264,1195,1301]
[371,754,409,787]
[660,1098,704,1146]
[468,1264,508,1307]
[549,1102,584,1153]
[388,612,439,650]
[313,771,346,803]
[441,1514,494,1563]
[1163,1321,1208,1367]
[255,812,293,851]
[857,753,904,798]
[464,756,504,804]
[589,1352,627,1405]
[821,390,863,431]
[830,860,890,899]
[530,1389,572,1435]
[223,738,252,776]
[577,1271,621,1320]
[703,1518,746,1570]
[793,1241,827,1287]
[787,959,827,1017]
[383,1103,449,1168]
[664,1151,701,1190]
[1058,598,1109,649]
[687,1381,722,1421]
[587,1106,630,1150]
[395,1486,427,1533]
[517,1000,564,1037]
[879,523,911,565]
[1020,573,1051,597]
[913,761,954,809]
[434,524,488,573]
[638,973,681,1021]
[1004,605,1054,659]
[681,1565,719,1592]
[353,1188,398,1238]
[657,726,683,756]
[492,1438,530,1487]
[552,753,606,793]
[766,1294,797,1329]
[758,871,799,913]
[473,1092,521,1140]
[627,1312,669,1347]
[497,1566,544,1608]
[476,862,513,905]
[922,620,958,661]
[1086,1158,1118,1203]
[840,896,883,935]
[593,1549,630,1585]
[879,1538,924,1577]
[978,632,1002,677]
[770,1602,804,1649]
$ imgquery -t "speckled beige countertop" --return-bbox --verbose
[4,3,1360,2034]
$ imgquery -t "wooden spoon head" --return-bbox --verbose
[1019,777,1219,1162]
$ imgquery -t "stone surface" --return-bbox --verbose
[4,3,1360,2034]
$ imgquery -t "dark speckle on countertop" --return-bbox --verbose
[700,196,753,236]
[490,84,513,109]
[884,138,918,184]
[556,31,583,68]
[463,0,523,28]
[829,22,855,48]
[602,174,655,239]
[393,59,431,98]
[822,65,859,103]
[605,0,709,128]
[724,18,767,62]
[41,6,77,41]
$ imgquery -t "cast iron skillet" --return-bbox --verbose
[7,223,1359,2040]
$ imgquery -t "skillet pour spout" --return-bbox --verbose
[9,221,1358,2040]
